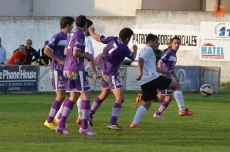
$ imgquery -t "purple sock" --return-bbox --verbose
[109,103,121,125]
[156,100,169,115]
[58,99,75,128]
[81,100,91,129]
[90,97,103,118]
[47,100,62,123]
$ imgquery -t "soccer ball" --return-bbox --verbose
[200,84,213,97]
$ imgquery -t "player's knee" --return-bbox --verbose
[169,80,181,91]
[143,101,152,110]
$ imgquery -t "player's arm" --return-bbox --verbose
[125,45,138,61]
[157,60,164,76]
[73,48,92,61]
[136,57,144,81]
[64,48,67,56]
[156,67,173,74]
[45,36,64,65]
[88,27,100,42]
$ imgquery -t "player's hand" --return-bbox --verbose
[88,26,95,34]
[101,72,107,81]
[58,60,65,66]
[92,73,97,82]
[132,45,138,51]
[136,73,142,81]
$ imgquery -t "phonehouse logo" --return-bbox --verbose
[201,43,224,59]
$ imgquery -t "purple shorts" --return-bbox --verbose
[101,74,123,91]
[50,69,65,91]
[64,70,90,92]
[158,89,173,96]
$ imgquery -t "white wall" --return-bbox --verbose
[0,0,32,16]
[0,10,229,82]
[33,0,141,16]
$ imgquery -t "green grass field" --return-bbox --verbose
[0,91,229,152]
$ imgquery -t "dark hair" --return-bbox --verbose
[146,34,158,43]
[119,28,134,41]
[44,41,49,45]
[60,16,75,29]
[76,15,87,28]
[13,45,25,53]
[170,36,180,43]
[19,44,25,48]
[86,19,93,28]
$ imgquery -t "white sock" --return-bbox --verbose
[76,98,82,119]
[173,90,186,111]
[54,102,64,120]
[132,106,147,125]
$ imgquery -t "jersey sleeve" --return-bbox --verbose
[74,33,85,51]
[47,35,59,51]
[100,35,114,44]
[159,51,170,63]
[139,49,152,62]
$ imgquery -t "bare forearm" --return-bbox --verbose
[156,67,169,74]
[89,59,97,74]
[138,58,144,75]
[44,48,62,62]
[90,32,100,42]
[73,49,91,60]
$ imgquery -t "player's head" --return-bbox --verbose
[19,45,26,54]
[60,16,74,33]
[85,19,93,36]
[119,28,134,45]
[76,15,87,32]
[155,43,160,50]
[146,34,159,49]
[170,36,180,51]
[166,41,171,48]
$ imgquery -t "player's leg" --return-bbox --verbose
[78,91,96,135]
[44,69,65,130]
[130,80,157,128]
[106,76,124,131]
[89,78,110,119]
[168,79,194,116]
[54,93,70,125]
[76,94,83,124]
[153,91,172,119]
[56,91,79,134]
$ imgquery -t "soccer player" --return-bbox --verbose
[153,36,188,119]
[76,52,111,126]
[74,19,97,126]
[56,15,97,135]
[130,34,194,128]
[88,26,137,130]
[43,16,75,130]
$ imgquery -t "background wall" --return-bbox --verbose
[0,10,229,82]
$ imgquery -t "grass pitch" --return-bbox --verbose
[0,91,229,152]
